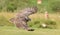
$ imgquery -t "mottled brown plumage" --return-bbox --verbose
[9,6,37,31]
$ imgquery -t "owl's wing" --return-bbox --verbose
[9,17,15,23]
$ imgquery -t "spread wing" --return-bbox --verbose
[9,18,28,29]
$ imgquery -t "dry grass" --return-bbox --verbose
[0,12,60,28]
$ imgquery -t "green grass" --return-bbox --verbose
[0,26,60,35]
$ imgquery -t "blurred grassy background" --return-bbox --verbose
[0,0,60,12]
[0,0,60,29]
[0,0,60,35]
